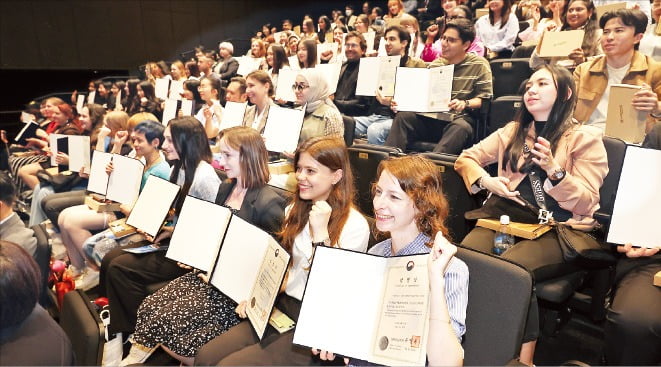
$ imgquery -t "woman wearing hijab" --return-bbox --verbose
[293,68,344,144]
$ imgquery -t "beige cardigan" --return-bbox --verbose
[455,122,608,229]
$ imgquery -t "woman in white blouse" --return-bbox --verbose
[475,0,520,59]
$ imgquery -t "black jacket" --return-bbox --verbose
[333,59,371,117]
[215,179,287,236]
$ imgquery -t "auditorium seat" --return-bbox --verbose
[536,137,625,335]
[490,58,532,99]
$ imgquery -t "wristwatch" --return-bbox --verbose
[312,238,331,247]
[464,100,471,110]
[477,176,487,191]
[549,168,566,183]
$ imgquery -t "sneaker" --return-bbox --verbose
[74,268,100,291]
[119,342,159,366]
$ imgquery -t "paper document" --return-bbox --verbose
[294,246,430,366]
[155,78,170,100]
[106,154,144,205]
[237,56,262,76]
[207,216,290,339]
[356,56,401,96]
[262,104,305,153]
[169,80,184,100]
[167,196,233,272]
[76,94,85,112]
[220,102,248,130]
[125,175,180,238]
[315,62,342,94]
[275,68,298,102]
[394,65,454,113]
[162,99,179,125]
[607,146,661,249]
[605,84,647,144]
[536,30,584,58]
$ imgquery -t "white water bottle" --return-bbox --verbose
[493,215,515,255]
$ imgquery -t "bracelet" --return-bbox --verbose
[477,176,487,191]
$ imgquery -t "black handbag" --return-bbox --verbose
[555,222,616,266]
[36,170,84,193]
[523,171,616,266]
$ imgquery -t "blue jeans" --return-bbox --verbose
[354,114,393,145]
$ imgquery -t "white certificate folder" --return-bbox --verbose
[294,246,430,366]
[393,65,454,113]
[125,175,180,238]
[607,146,661,249]
[168,196,290,339]
[86,151,144,205]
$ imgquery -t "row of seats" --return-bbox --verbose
[347,135,627,337]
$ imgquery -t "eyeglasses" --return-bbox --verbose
[292,83,310,92]
[345,43,361,49]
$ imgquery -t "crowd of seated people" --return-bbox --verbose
[1,0,660,366]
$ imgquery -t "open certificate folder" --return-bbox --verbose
[294,246,430,366]
[275,69,298,102]
[49,134,91,173]
[220,101,248,130]
[607,146,661,249]
[393,65,454,113]
[262,104,305,153]
[605,84,647,144]
[87,151,144,205]
[356,55,401,97]
[125,175,180,238]
[165,197,289,339]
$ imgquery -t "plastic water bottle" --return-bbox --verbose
[493,215,515,255]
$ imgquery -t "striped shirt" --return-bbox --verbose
[429,53,493,102]
[369,233,469,340]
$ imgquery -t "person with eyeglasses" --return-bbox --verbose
[292,69,344,146]
[333,31,372,118]
[421,5,485,62]
[352,25,426,146]
[385,18,493,154]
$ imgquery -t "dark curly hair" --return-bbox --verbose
[374,155,451,246]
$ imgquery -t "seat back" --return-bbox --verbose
[31,223,52,307]
[456,245,533,366]
[348,144,403,215]
[597,136,627,221]
[342,115,356,147]
[490,58,532,99]
[489,96,523,134]
[60,290,104,366]
[420,152,479,242]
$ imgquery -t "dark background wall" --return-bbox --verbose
[0,0,383,130]
[0,0,379,70]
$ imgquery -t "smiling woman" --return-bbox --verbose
[455,65,608,364]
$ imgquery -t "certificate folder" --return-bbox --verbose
[87,151,144,205]
[262,104,305,153]
[49,135,91,173]
[275,68,298,102]
[605,84,647,144]
[536,29,584,58]
[125,175,180,238]
[166,196,233,272]
[14,121,39,145]
[181,210,289,339]
[607,146,661,249]
[393,65,454,113]
[294,246,430,366]
[356,56,401,97]
[220,101,248,130]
